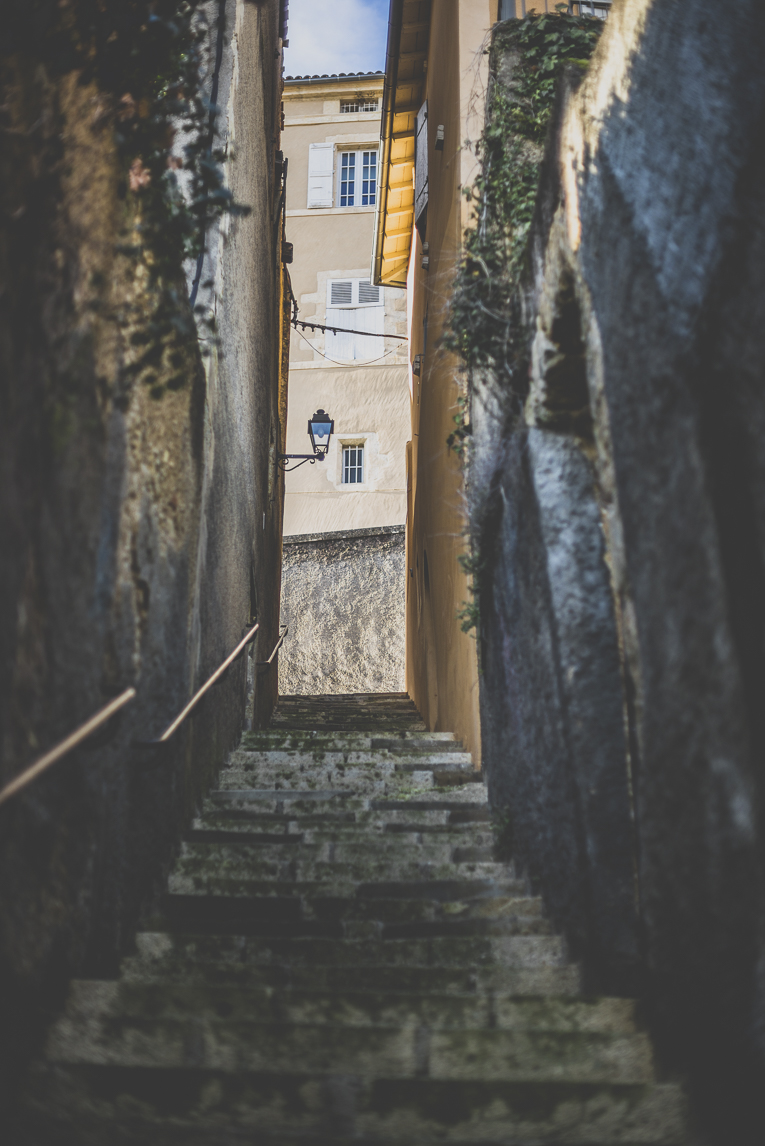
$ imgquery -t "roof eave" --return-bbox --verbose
[372,1,430,289]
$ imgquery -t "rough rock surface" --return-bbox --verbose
[471,2,765,1140]
[279,526,405,695]
[0,0,286,1115]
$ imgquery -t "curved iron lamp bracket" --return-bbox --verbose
[277,452,328,472]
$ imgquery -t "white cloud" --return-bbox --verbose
[284,0,389,78]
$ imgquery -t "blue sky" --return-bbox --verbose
[284,0,389,78]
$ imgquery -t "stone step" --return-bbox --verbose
[154,901,543,937]
[215,774,481,795]
[59,979,631,1033]
[219,776,481,795]
[186,823,496,844]
[217,771,481,793]
[174,834,504,862]
[120,940,584,994]
[227,753,476,772]
[280,688,410,693]
[44,1011,654,1083]
[185,833,498,857]
[156,876,529,906]
[240,733,462,752]
[192,807,494,838]
[273,698,418,709]
[20,1065,689,1144]
[168,860,512,892]
[126,931,569,969]
[233,746,474,762]
[177,836,498,865]
[272,702,419,712]
[204,789,490,813]
[268,715,430,725]
[160,895,551,939]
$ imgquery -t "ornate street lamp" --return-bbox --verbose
[278,409,334,471]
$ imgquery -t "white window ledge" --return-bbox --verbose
[287,206,375,217]
[284,112,381,127]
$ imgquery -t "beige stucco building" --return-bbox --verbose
[282,72,409,536]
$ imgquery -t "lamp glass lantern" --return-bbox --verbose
[308,409,334,458]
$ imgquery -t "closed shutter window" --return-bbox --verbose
[330,280,353,306]
[326,279,385,361]
[358,282,380,304]
[307,142,334,208]
[414,101,428,237]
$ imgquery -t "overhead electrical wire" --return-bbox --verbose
[292,323,401,367]
[289,293,408,342]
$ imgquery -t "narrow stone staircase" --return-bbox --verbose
[18,693,689,1144]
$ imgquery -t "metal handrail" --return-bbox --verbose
[0,688,137,809]
[139,622,260,745]
[256,624,288,667]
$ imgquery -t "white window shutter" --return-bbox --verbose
[414,101,428,233]
[307,142,334,208]
[358,281,381,305]
[350,302,385,360]
[326,278,384,360]
[329,280,353,306]
[325,309,356,360]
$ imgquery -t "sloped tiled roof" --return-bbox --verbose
[284,70,383,81]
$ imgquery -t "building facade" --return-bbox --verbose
[282,72,409,536]
[279,72,410,692]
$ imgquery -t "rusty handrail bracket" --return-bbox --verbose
[135,622,259,748]
[0,688,137,809]
[256,624,288,668]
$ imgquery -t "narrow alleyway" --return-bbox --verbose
[18,694,687,1143]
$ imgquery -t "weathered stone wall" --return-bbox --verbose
[279,526,406,695]
[0,0,286,1117]
[470,2,765,1139]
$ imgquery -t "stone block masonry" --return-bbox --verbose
[279,525,405,695]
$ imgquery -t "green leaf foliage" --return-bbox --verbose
[13,2,251,390]
[444,11,602,377]
[445,10,602,634]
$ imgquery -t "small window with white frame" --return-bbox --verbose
[342,444,364,485]
[337,149,378,207]
[500,1,611,16]
[568,1,611,17]
[340,99,379,113]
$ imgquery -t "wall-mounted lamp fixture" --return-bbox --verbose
[278,409,334,471]
[435,125,445,151]
[421,242,429,271]
[412,354,423,377]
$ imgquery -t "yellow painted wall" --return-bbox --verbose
[404,0,494,760]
